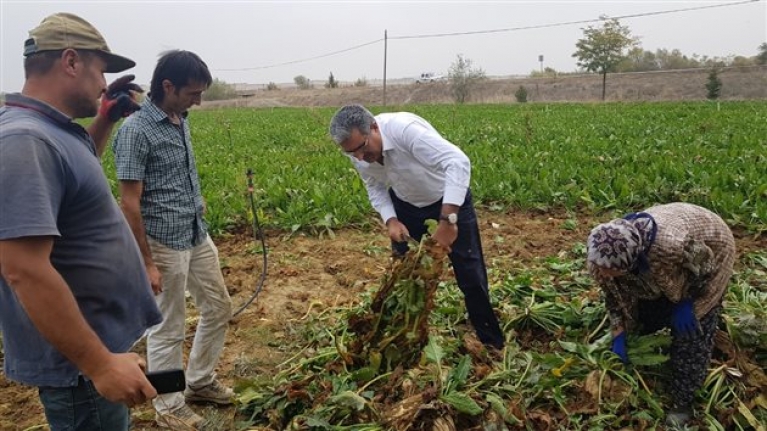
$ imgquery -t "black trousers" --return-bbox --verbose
[390,189,505,349]
[638,297,721,410]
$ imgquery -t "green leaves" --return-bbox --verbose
[237,248,767,430]
[98,102,766,234]
[439,391,483,415]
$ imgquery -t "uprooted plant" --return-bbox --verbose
[235,242,767,430]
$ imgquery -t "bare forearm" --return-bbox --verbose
[86,115,115,158]
[121,206,154,266]
[440,203,459,215]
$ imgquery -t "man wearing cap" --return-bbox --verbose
[328,104,505,351]
[586,202,736,427]
[0,12,162,431]
[113,50,233,429]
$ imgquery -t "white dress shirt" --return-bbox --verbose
[349,112,471,223]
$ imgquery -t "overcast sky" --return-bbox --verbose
[1,0,765,92]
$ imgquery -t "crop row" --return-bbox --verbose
[101,101,767,234]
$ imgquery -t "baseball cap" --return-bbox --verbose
[23,12,135,73]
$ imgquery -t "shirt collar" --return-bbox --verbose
[142,98,174,124]
[374,118,393,153]
[4,93,78,127]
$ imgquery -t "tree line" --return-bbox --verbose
[182,19,767,102]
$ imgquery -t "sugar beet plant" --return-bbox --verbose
[96,101,767,235]
[235,239,767,430]
[88,101,767,429]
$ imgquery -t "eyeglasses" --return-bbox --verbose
[345,136,368,154]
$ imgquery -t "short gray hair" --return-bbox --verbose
[328,104,375,145]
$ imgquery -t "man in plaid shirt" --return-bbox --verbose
[586,202,736,427]
[112,50,233,429]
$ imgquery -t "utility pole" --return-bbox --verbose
[383,30,388,106]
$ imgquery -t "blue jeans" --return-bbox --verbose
[38,376,130,431]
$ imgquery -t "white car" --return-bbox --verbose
[415,72,445,84]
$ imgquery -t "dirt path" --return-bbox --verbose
[1,209,763,430]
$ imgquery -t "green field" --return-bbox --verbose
[102,101,767,235]
[96,101,766,430]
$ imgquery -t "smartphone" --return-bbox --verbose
[145,369,186,394]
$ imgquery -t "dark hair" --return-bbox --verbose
[149,50,212,103]
[23,49,97,78]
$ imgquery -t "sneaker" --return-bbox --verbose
[184,379,234,405]
[155,403,204,429]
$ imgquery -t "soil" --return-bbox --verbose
[1,209,764,431]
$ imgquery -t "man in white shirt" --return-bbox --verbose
[329,104,505,350]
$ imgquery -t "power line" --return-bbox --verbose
[216,38,383,72]
[212,0,760,72]
[391,0,759,40]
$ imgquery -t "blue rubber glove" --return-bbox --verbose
[671,299,700,339]
[611,332,629,364]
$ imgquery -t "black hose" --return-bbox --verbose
[231,168,267,318]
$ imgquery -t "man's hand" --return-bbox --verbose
[432,221,458,253]
[611,331,629,364]
[99,74,143,122]
[671,298,700,340]
[386,218,410,244]
[88,353,157,408]
[146,263,163,295]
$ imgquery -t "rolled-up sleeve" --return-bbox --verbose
[112,123,149,182]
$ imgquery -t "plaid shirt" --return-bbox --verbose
[112,100,206,250]
[597,203,736,332]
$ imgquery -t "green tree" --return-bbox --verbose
[573,18,638,100]
[294,75,313,90]
[655,48,699,70]
[706,67,723,100]
[514,85,528,103]
[757,42,767,65]
[618,47,659,72]
[448,54,485,104]
[203,78,238,101]
[731,56,754,67]
[325,72,339,89]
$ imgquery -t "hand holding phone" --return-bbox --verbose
[146,369,186,394]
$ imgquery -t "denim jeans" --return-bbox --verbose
[38,376,129,431]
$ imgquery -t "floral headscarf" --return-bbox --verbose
[587,213,657,275]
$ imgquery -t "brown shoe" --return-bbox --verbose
[155,403,204,429]
[184,379,234,405]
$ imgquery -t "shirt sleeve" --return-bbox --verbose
[358,168,396,224]
[598,278,637,333]
[402,121,471,206]
[112,122,149,181]
[0,135,65,240]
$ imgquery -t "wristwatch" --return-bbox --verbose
[440,213,458,225]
